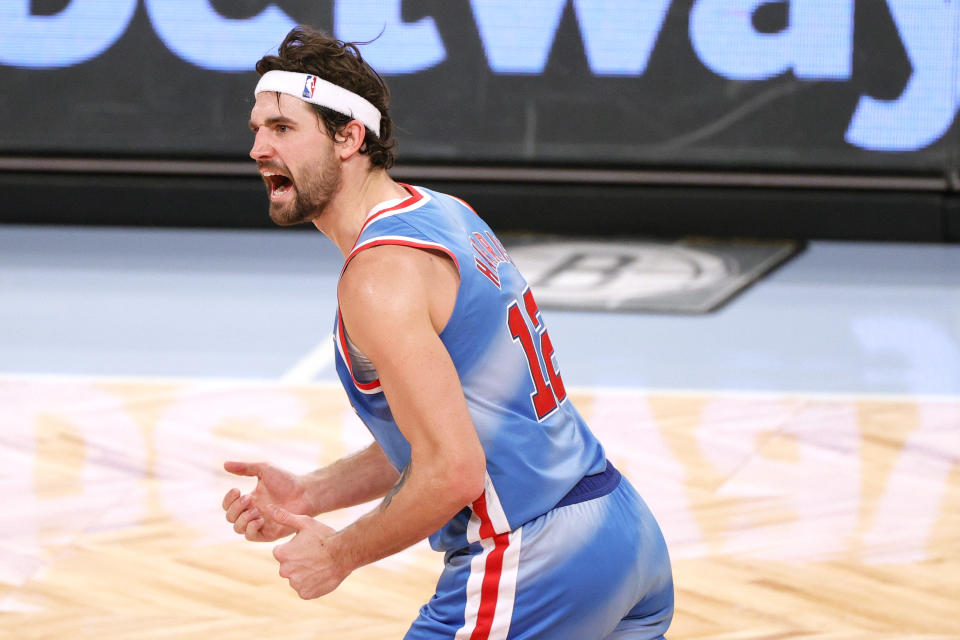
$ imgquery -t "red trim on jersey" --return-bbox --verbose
[472,491,497,539]
[336,309,381,392]
[472,533,510,640]
[468,492,510,640]
[345,238,461,274]
[452,194,479,216]
[349,183,424,254]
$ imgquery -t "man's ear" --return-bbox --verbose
[335,120,367,160]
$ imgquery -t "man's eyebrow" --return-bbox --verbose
[249,115,297,131]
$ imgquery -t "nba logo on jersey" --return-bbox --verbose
[303,75,317,99]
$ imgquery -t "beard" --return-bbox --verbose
[267,153,341,227]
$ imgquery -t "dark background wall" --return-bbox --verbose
[1,1,957,240]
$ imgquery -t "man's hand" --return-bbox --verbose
[222,461,312,542]
[266,505,349,599]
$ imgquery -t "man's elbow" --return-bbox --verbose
[444,456,486,509]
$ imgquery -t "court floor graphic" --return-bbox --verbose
[1,378,957,639]
[1,224,959,638]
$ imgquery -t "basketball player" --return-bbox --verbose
[222,25,673,639]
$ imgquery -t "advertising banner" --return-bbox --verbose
[1,1,957,173]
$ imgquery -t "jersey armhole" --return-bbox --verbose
[335,309,382,394]
[336,236,462,393]
[342,236,461,276]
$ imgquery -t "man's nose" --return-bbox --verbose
[249,130,273,160]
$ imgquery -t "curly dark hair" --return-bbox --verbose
[256,26,396,169]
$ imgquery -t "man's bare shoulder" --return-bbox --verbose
[338,244,458,356]
[339,245,432,309]
[337,246,438,352]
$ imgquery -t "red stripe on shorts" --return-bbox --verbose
[471,532,510,640]
[469,491,509,639]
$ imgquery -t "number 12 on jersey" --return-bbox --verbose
[507,287,567,420]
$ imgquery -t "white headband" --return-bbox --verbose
[254,70,381,138]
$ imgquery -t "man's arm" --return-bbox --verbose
[301,440,401,514]
[266,244,486,598]
[223,440,400,542]
[334,244,486,563]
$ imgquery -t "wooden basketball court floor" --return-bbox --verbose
[2,225,959,639]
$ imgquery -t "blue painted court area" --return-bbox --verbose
[2,224,958,396]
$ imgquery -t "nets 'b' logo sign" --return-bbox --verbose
[302,75,317,99]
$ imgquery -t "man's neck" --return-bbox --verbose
[313,167,410,257]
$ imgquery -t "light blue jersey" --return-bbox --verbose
[333,185,673,639]
[333,184,607,551]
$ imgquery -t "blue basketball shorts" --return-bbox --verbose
[404,468,674,640]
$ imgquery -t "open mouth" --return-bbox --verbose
[262,171,293,199]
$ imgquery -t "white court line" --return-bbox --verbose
[1,372,957,404]
[567,385,960,404]
[280,339,335,383]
